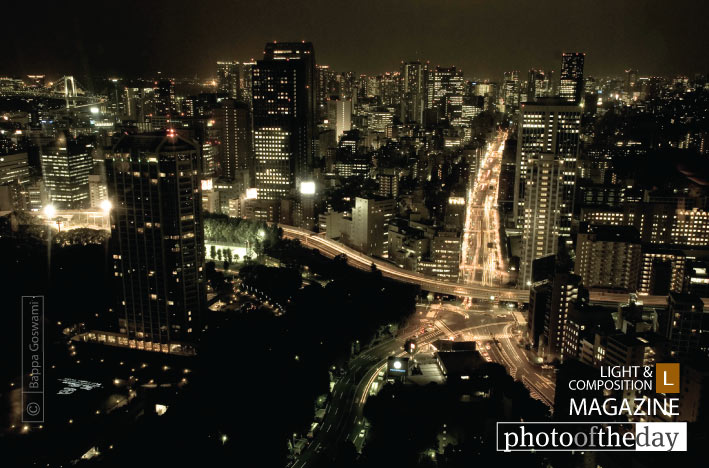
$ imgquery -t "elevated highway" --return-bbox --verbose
[279,224,687,307]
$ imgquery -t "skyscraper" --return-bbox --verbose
[519,153,564,287]
[400,61,425,123]
[154,79,176,118]
[514,98,581,234]
[427,66,465,121]
[214,99,252,181]
[252,42,316,200]
[40,132,93,209]
[106,132,205,354]
[502,70,520,111]
[326,97,352,140]
[559,52,585,103]
[216,61,239,99]
[526,68,553,101]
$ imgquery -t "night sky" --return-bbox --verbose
[4,0,708,80]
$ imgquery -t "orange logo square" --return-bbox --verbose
[656,363,680,393]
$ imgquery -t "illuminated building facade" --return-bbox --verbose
[559,52,585,103]
[41,133,93,209]
[515,99,581,234]
[216,61,239,99]
[519,153,563,287]
[252,42,316,200]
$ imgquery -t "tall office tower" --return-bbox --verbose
[336,71,357,100]
[154,79,176,118]
[379,72,400,106]
[559,52,585,103]
[502,71,520,111]
[40,133,93,209]
[252,42,316,200]
[106,132,205,354]
[238,61,256,104]
[214,99,252,181]
[519,154,564,287]
[316,65,335,119]
[216,61,239,99]
[527,69,553,101]
[326,97,352,140]
[426,66,465,119]
[665,292,708,359]
[514,99,581,234]
[399,61,425,123]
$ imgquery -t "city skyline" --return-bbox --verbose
[3,1,709,80]
[1,4,709,465]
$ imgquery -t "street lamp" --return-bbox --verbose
[100,199,112,214]
[43,204,56,219]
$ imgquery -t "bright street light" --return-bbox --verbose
[43,204,56,219]
[100,199,112,213]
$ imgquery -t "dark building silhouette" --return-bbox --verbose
[106,132,205,354]
[215,99,252,181]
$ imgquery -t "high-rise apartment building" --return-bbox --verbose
[519,153,564,287]
[106,132,205,354]
[574,225,642,291]
[515,99,581,234]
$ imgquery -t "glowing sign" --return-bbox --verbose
[245,188,258,199]
[201,179,213,191]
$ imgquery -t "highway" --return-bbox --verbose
[279,224,680,307]
[291,304,518,467]
[460,130,507,286]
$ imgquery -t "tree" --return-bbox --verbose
[210,245,217,259]
[217,249,222,261]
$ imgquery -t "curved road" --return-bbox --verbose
[279,224,688,307]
